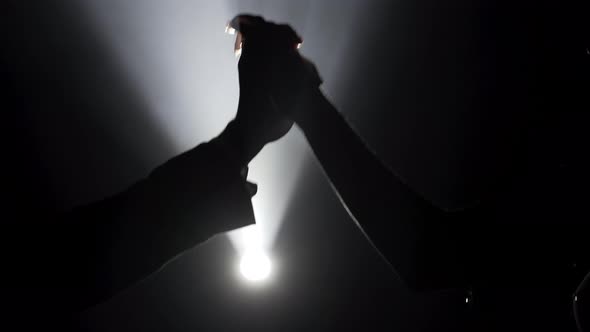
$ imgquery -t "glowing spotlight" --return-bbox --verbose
[240,250,272,282]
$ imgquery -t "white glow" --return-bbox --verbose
[240,250,272,281]
[231,225,274,283]
[225,25,236,35]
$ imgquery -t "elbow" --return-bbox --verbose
[374,247,443,292]
[397,269,459,293]
[398,272,435,293]
[393,263,450,293]
[378,239,468,293]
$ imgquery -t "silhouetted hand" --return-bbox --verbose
[229,14,323,125]
[234,42,294,146]
[228,15,297,157]
[219,15,304,165]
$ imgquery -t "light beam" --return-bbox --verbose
[78,0,368,282]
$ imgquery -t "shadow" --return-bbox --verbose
[2,1,175,212]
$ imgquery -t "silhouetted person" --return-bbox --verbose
[232,15,590,331]
[2,19,296,328]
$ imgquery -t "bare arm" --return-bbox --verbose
[6,38,294,309]
[11,128,257,311]
[229,13,473,290]
[294,88,473,290]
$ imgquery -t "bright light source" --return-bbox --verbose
[240,250,272,282]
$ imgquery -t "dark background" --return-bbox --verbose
[2,0,588,330]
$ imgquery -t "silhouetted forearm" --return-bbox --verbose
[296,89,469,290]
[21,131,256,311]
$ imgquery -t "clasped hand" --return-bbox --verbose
[230,14,323,150]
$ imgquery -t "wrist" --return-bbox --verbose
[294,88,333,132]
[215,120,264,167]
